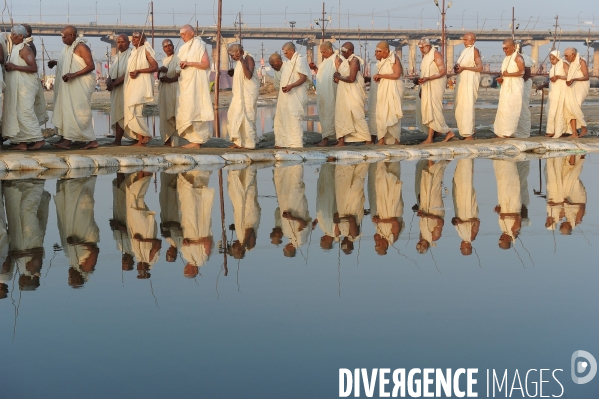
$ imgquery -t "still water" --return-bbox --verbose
[1,156,598,398]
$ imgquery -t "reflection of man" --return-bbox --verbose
[315,163,339,250]
[493,160,522,249]
[335,163,368,254]
[228,168,260,259]
[451,159,480,256]
[159,173,180,264]
[0,183,10,299]
[561,155,586,234]
[110,173,135,271]
[415,160,449,254]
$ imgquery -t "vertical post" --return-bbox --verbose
[41,40,46,79]
[511,7,515,39]
[218,169,228,276]
[96,1,98,25]
[150,2,154,47]
[441,0,445,65]
[321,2,325,43]
[213,0,223,137]
[40,0,41,22]
[239,12,242,45]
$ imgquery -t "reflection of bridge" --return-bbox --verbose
[6,23,598,74]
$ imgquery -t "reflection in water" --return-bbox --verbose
[415,160,449,254]
[227,169,260,259]
[451,159,480,256]
[493,160,525,249]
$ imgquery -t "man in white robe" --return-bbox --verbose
[451,159,480,256]
[493,160,522,249]
[315,163,339,250]
[106,34,132,146]
[3,25,45,150]
[227,44,260,149]
[515,46,535,138]
[546,50,569,138]
[368,162,404,256]
[48,26,97,149]
[544,157,565,231]
[563,48,590,138]
[333,42,371,146]
[493,39,525,138]
[309,42,337,146]
[110,173,134,271]
[335,163,368,254]
[55,177,100,287]
[453,32,482,140]
[157,39,179,146]
[561,155,586,235]
[371,41,403,145]
[175,25,214,148]
[416,160,449,254]
[227,168,261,259]
[269,53,283,94]
[123,32,158,146]
[273,42,310,148]
[159,172,181,264]
[22,24,49,128]
[417,38,454,144]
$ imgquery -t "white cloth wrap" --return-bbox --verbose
[227,168,261,244]
[109,48,131,132]
[419,50,450,134]
[374,53,403,143]
[334,54,370,142]
[452,159,479,243]
[454,45,480,137]
[124,42,156,139]
[227,53,260,149]
[158,54,179,142]
[273,165,312,248]
[546,58,568,137]
[493,53,523,137]
[564,54,590,130]
[368,162,404,245]
[315,55,337,139]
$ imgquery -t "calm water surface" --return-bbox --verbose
[1,155,598,398]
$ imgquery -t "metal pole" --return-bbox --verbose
[218,170,228,276]
[512,7,515,39]
[96,1,98,24]
[213,0,223,137]
[119,3,121,25]
[40,0,41,22]
[150,2,154,47]
[172,8,175,27]
[441,0,445,64]
[321,2,325,43]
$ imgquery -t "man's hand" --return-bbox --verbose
[309,62,317,70]
[158,66,168,74]
[496,76,504,85]
[550,76,557,83]
[129,70,140,79]
[4,62,17,72]
[281,85,293,93]
[566,80,574,86]
[48,60,57,69]
[62,73,74,82]
[372,74,381,82]
[159,76,170,83]
[418,77,427,84]
[454,64,462,74]
[179,61,189,69]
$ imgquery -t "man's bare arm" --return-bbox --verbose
[5,46,37,73]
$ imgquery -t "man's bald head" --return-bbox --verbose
[116,33,130,52]
[64,25,77,36]
[21,23,32,38]
[377,41,389,51]
[502,38,516,55]
[228,43,243,53]
[374,41,390,61]
[282,42,296,51]
[342,42,354,52]
[180,24,195,42]
[61,25,78,45]
[319,41,334,59]
[503,38,515,46]
[564,47,578,62]
[463,32,476,46]
[269,52,283,71]
[269,52,282,62]
[320,41,333,51]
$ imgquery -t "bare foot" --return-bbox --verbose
[82,141,99,150]
[545,134,555,138]
[132,141,147,147]
[334,141,346,147]
[27,140,46,150]
[274,146,282,149]
[163,139,172,147]
[53,140,71,150]
[229,144,242,149]
[377,139,385,146]
[442,132,456,142]
[393,139,401,145]
[182,143,200,149]
[141,137,152,144]
[317,138,329,147]
[463,136,475,141]
[580,127,588,137]
[365,141,373,145]
[421,138,433,145]
[8,143,28,151]
[432,131,441,139]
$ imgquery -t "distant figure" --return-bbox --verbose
[48,25,97,149]
[515,44,535,138]
[175,24,214,149]
[333,42,371,147]
[157,39,179,146]
[309,41,337,146]
[227,43,260,149]
[416,38,454,144]
[545,50,569,138]
[493,38,525,138]
[106,33,131,146]
[273,42,310,148]
[371,41,403,145]
[453,32,482,140]
[451,159,480,256]
[563,47,590,138]
[268,53,283,94]
[124,32,158,147]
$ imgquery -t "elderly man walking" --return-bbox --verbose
[453,32,482,140]
[493,39,525,138]
[227,43,260,149]
[106,34,131,146]
[545,50,568,138]
[563,47,590,138]
[124,32,158,147]
[3,25,45,150]
[334,42,371,147]
[309,41,337,146]
[417,38,454,144]
[175,25,213,149]
[48,25,97,150]
[158,39,179,146]
[273,42,310,148]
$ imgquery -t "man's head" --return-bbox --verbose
[229,241,246,260]
[374,233,389,256]
[270,227,283,245]
[0,283,8,300]
[116,33,130,53]
[283,243,296,258]
[418,38,432,55]
[184,264,199,278]
[416,238,430,254]
[502,39,516,56]
[320,41,334,60]
[282,42,296,60]
[462,32,476,47]
[61,25,78,46]
[79,246,99,274]
[166,246,178,262]
[460,241,473,256]
[162,39,174,57]
[341,237,354,255]
[21,23,33,38]
[269,53,283,71]
[498,233,513,250]
[137,262,151,280]
[374,41,390,61]
[10,25,27,45]
[564,47,577,63]
[320,235,334,250]
[180,24,195,43]
[549,50,561,65]
[67,268,85,288]
[559,221,573,236]
[228,43,244,61]
[19,275,40,291]
[131,31,147,48]
[340,42,355,58]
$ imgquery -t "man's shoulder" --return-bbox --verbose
[74,41,91,54]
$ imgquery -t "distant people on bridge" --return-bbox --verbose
[453,32,482,141]
[48,25,98,150]
[563,47,590,138]
[493,38,525,138]
[157,38,179,146]
[545,50,568,138]
[107,33,131,146]
[309,41,337,147]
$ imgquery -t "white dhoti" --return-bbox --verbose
[273,52,310,148]
[176,38,214,144]
[112,176,132,255]
[158,54,179,143]
[335,54,371,142]
[418,161,448,244]
[373,53,403,144]
[562,155,586,227]
[368,162,404,245]
[452,159,479,243]
[564,54,590,131]
[419,50,450,134]
[546,57,568,137]
[494,53,523,137]
[273,165,312,248]
[493,160,522,239]
[335,163,367,240]
[227,54,260,149]
[544,158,564,230]
[454,46,480,137]
[109,48,131,132]
[315,55,337,139]
[227,168,261,245]
[124,42,155,140]
[126,173,160,265]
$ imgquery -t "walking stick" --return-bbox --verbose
[538,84,546,135]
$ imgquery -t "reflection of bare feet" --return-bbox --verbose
[580,126,588,137]
[569,155,576,165]
[442,132,455,142]
[182,143,200,149]
[53,140,71,150]
[463,136,474,141]
[27,140,46,150]
[82,141,99,150]
[8,143,28,151]
[317,138,329,147]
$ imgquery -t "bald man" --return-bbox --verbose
[371,41,403,145]
[309,41,337,146]
[453,32,481,140]
[175,25,213,148]
[493,39,525,138]
[227,43,260,149]
[158,39,180,146]
[273,42,310,148]
[48,25,98,149]
[563,47,590,138]
[333,42,371,146]
[268,53,283,94]
[106,34,131,146]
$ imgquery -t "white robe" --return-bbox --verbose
[273,69,282,93]
[273,52,310,148]
[273,165,311,248]
[112,176,132,255]
[315,55,337,139]
[335,54,370,142]
[227,169,261,245]
[419,50,450,134]
[493,53,523,137]
[544,158,564,230]
[158,54,179,142]
[335,163,368,240]
[418,161,448,244]
[452,159,479,243]
[373,53,403,143]
[368,162,404,245]
[562,155,586,227]
[227,54,260,149]
[493,160,522,239]
[109,48,131,132]
[3,43,43,143]
[53,37,96,141]
[124,42,156,139]
[515,54,534,138]
[564,54,590,130]
[159,173,183,255]
[454,45,480,137]
[126,173,160,265]
[546,59,568,137]
[316,163,338,240]
[176,37,214,144]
